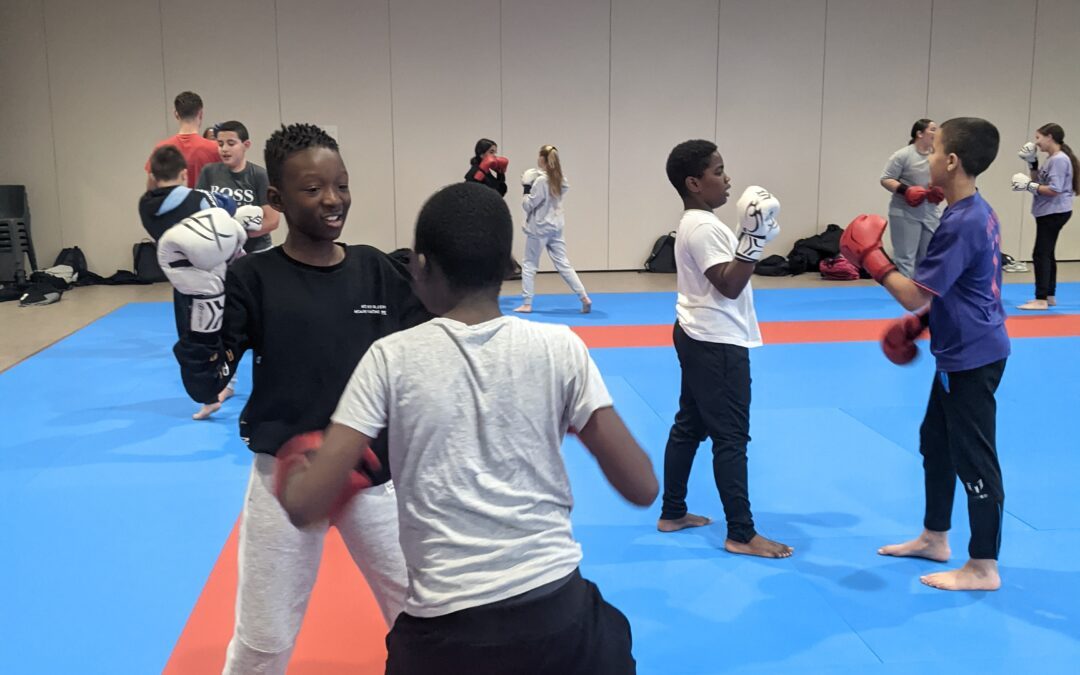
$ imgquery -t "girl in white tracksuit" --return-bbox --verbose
[514,144,591,313]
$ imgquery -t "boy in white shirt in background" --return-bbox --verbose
[656,139,793,559]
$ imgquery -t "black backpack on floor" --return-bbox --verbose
[644,232,677,273]
[53,247,88,279]
[133,240,166,283]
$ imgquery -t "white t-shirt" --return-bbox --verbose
[332,315,613,618]
[674,209,762,347]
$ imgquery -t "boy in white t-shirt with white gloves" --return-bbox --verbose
[276,182,658,674]
[656,139,793,559]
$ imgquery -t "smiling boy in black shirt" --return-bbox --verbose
[175,123,428,673]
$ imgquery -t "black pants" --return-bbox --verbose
[172,288,187,338]
[920,359,1007,560]
[1032,211,1071,299]
[385,570,635,675]
[660,323,756,543]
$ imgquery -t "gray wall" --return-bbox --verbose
[1,0,1077,274]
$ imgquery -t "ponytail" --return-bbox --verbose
[1039,124,1080,193]
[1061,142,1080,194]
[540,145,564,198]
[471,137,496,167]
[909,118,933,145]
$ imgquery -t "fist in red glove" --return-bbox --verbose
[274,430,383,524]
[840,214,897,284]
[475,155,509,181]
[902,185,929,207]
[881,311,930,365]
[926,186,945,205]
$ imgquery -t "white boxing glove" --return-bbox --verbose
[734,186,781,263]
[1018,142,1038,164]
[166,268,225,333]
[158,208,247,275]
[234,204,265,233]
[522,168,543,187]
[1011,172,1039,193]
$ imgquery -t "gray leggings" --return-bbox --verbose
[888,209,938,278]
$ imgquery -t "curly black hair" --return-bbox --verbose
[264,123,340,188]
[666,139,717,198]
[414,183,513,291]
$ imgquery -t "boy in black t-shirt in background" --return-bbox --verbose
[175,123,428,674]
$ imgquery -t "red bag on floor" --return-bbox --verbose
[819,256,860,281]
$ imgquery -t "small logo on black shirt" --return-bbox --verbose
[354,304,388,316]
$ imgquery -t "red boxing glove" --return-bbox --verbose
[840,214,897,283]
[881,311,930,365]
[926,186,945,204]
[474,155,509,181]
[901,185,929,207]
[274,431,383,524]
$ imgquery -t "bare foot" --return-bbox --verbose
[725,534,794,558]
[657,513,712,532]
[580,297,592,314]
[878,529,950,562]
[1017,299,1049,310]
[921,559,1000,591]
[218,387,234,403]
[513,304,532,314]
[192,402,222,420]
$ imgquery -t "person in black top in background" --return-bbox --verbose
[173,123,429,674]
[465,138,509,196]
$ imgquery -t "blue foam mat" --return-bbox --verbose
[3,292,1079,674]
[499,281,1080,325]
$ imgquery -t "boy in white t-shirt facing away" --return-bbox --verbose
[656,139,793,559]
[276,182,659,674]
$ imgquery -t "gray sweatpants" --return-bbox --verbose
[888,208,938,278]
[521,231,587,303]
[222,453,407,674]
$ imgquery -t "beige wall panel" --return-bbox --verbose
[276,0,396,251]
[160,0,281,157]
[389,0,501,245]
[502,0,611,271]
[0,0,64,269]
[1022,0,1080,260]
[714,0,827,255]
[44,0,166,273]
[160,0,283,241]
[819,0,932,245]
[608,0,719,270]
[927,0,1037,258]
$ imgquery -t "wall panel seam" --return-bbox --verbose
[606,0,613,267]
[40,0,65,250]
[815,0,828,233]
[387,0,399,247]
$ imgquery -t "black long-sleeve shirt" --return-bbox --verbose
[464,165,508,197]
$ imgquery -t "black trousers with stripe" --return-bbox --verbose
[920,359,1007,560]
